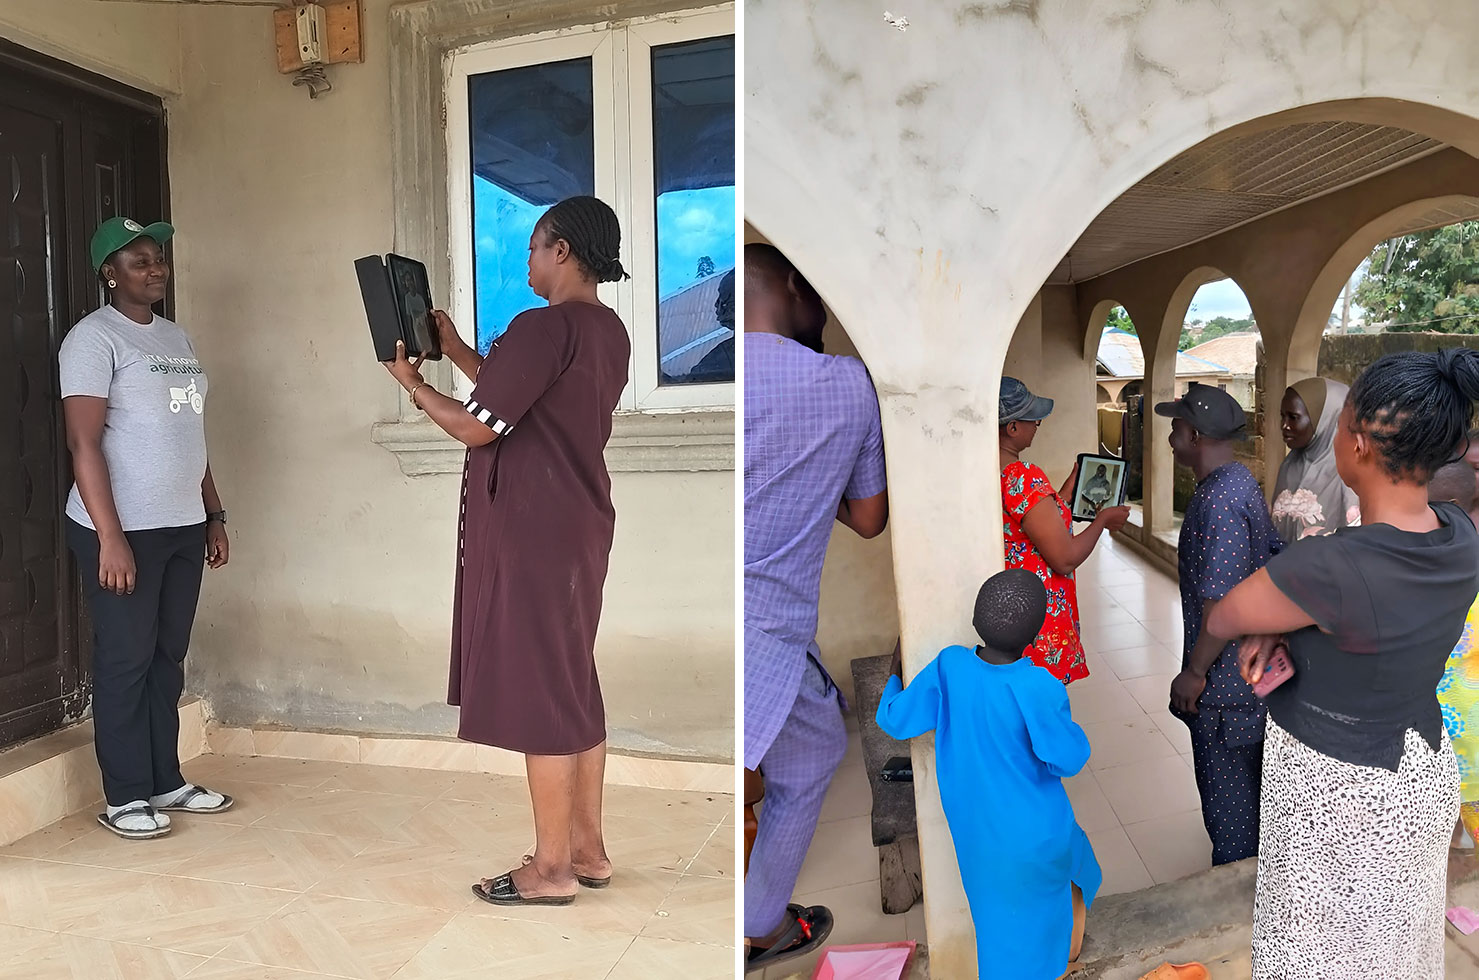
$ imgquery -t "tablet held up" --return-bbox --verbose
[355,252,443,362]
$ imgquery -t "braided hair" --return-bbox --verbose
[973,568,1048,655]
[537,196,630,283]
[1348,348,1479,482]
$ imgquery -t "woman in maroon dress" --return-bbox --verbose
[385,196,631,906]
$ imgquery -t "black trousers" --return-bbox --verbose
[68,519,205,807]
[1183,707,1265,866]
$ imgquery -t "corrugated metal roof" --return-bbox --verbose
[1095,328,1231,379]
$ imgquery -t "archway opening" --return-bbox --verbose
[1090,303,1143,506]
[1032,103,1479,901]
[1171,276,1262,524]
[1305,212,1479,388]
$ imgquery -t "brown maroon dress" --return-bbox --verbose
[449,302,630,755]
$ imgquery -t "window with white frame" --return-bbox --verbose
[445,8,735,413]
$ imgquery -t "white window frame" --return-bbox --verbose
[444,6,735,414]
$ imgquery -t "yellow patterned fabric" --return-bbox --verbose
[1438,597,1479,803]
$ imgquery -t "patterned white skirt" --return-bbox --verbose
[1252,716,1458,980]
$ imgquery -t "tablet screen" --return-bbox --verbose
[387,254,440,359]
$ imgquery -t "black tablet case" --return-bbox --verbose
[355,254,441,362]
[355,256,403,362]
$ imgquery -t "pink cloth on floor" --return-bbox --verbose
[1448,906,1479,935]
[812,942,916,980]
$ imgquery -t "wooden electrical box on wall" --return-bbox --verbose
[273,0,364,74]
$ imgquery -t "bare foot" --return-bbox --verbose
[571,845,612,881]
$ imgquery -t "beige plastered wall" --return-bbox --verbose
[746,2,1479,972]
[8,0,734,764]
[1003,286,1097,490]
[0,1,182,96]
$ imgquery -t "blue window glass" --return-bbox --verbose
[468,58,595,355]
[652,36,736,386]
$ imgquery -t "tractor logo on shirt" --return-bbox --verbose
[169,380,204,415]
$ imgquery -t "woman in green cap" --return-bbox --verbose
[59,216,233,839]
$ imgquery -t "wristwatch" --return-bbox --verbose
[207,510,228,525]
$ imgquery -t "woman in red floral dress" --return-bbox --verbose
[998,378,1130,683]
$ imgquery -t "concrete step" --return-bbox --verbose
[878,850,1479,979]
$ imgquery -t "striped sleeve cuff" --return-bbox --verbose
[464,398,513,436]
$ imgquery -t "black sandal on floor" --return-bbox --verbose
[744,903,834,973]
[96,804,170,840]
[471,873,576,907]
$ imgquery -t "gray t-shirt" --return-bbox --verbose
[59,306,209,531]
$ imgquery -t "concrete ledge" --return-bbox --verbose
[0,697,207,846]
[205,723,732,794]
[1074,856,1479,979]
[372,411,735,476]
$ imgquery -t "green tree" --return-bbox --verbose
[1105,305,1135,335]
[1178,315,1255,351]
[1354,222,1479,333]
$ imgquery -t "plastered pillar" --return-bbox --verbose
[1137,299,1177,536]
[870,274,1017,980]
[881,383,999,980]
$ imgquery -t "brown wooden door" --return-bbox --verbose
[0,40,167,750]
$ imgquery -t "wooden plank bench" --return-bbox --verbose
[851,646,923,914]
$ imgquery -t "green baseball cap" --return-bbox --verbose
[91,216,174,272]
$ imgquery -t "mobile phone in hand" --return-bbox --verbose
[1252,647,1295,697]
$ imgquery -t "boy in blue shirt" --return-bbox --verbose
[878,569,1100,980]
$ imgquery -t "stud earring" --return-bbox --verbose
[107,279,117,288]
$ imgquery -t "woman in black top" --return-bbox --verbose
[1207,350,1479,980]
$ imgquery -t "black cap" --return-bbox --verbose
[1154,382,1246,440]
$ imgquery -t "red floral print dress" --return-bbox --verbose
[1001,460,1088,683]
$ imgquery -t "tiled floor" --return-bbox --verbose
[764,534,1199,977]
[0,754,736,979]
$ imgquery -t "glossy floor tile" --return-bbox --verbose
[0,757,734,979]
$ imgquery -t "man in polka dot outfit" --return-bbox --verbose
[1159,382,1284,866]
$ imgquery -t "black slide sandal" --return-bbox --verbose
[745,903,834,973]
[471,873,576,907]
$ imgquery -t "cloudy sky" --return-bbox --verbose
[1183,265,1366,325]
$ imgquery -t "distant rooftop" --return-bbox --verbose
[1181,331,1262,375]
[1096,328,1231,379]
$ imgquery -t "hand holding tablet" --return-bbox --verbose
[354,252,443,363]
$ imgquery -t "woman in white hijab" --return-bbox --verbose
[1270,377,1360,543]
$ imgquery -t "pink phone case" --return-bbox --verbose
[1252,648,1295,697]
